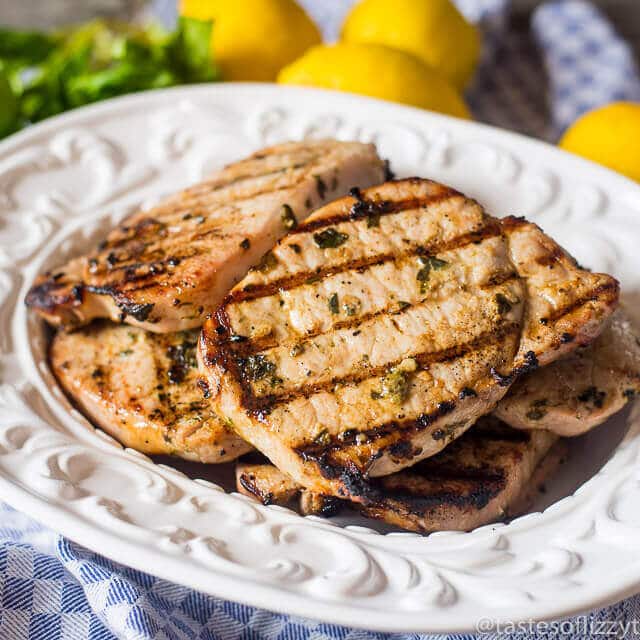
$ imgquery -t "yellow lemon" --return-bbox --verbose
[278,43,470,119]
[180,0,321,81]
[559,102,640,182]
[341,0,481,90]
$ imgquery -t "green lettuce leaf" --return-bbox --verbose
[0,16,218,136]
[169,16,219,83]
[0,68,19,136]
[0,28,59,64]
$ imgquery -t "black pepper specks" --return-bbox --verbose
[526,399,548,421]
[197,378,211,399]
[578,386,606,409]
[314,175,327,199]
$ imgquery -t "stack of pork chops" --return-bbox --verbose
[28,140,640,533]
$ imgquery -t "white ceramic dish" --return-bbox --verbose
[1,84,640,634]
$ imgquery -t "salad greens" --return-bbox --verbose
[0,17,218,138]
[0,71,18,136]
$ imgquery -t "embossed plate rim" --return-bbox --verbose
[1,84,640,633]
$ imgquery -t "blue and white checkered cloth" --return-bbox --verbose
[2,1,640,638]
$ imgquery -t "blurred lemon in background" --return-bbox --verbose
[278,43,470,119]
[559,102,640,182]
[341,0,480,90]
[0,70,18,137]
[180,0,321,81]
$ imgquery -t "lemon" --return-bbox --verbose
[559,102,640,182]
[180,0,321,82]
[341,0,481,90]
[278,43,470,119]
[0,69,17,137]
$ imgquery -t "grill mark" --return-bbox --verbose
[238,473,272,504]
[488,281,619,386]
[198,152,323,192]
[291,187,461,235]
[229,270,519,356]
[292,421,528,503]
[296,404,458,474]
[81,284,156,321]
[160,218,249,247]
[164,175,312,228]
[185,226,230,244]
[98,168,315,251]
[245,322,519,417]
[375,475,505,512]
[225,220,501,305]
[406,464,507,484]
[535,247,563,267]
[196,173,310,204]
[90,259,167,279]
[87,276,172,296]
[88,281,164,296]
[464,426,532,444]
[547,281,619,323]
[25,279,83,312]
[498,215,528,231]
[164,154,320,205]
[192,162,300,194]
[26,143,366,322]
[119,221,234,258]
[88,248,206,283]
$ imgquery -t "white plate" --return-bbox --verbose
[1,84,640,634]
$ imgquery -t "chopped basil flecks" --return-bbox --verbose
[342,295,361,317]
[314,429,331,445]
[416,256,449,292]
[416,266,431,284]
[328,293,339,314]
[371,358,417,404]
[290,343,305,357]
[495,293,513,315]
[419,256,449,270]
[253,251,278,273]
[281,204,297,230]
[241,354,276,382]
[313,228,349,249]
[367,210,381,228]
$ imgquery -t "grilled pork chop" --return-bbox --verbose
[200,178,618,501]
[27,141,386,333]
[51,322,251,462]
[236,417,561,533]
[494,310,640,436]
